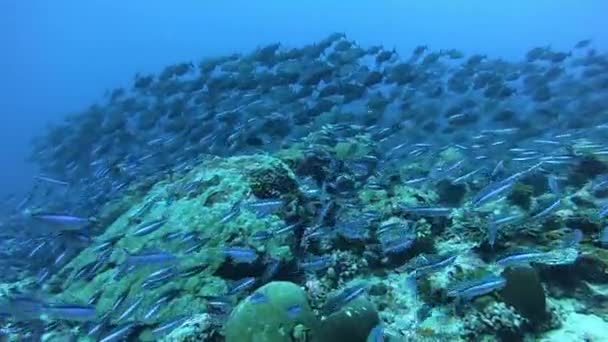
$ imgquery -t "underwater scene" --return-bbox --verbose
[2,2,608,341]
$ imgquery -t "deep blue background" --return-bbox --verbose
[2,0,607,197]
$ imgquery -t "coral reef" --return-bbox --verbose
[224,282,320,342]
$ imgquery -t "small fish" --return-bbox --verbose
[452,167,484,184]
[260,258,281,283]
[574,39,591,49]
[600,204,608,219]
[132,218,167,236]
[400,253,457,277]
[34,175,70,186]
[123,249,177,266]
[491,214,523,227]
[246,198,283,218]
[272,222,298,235]
[251,230,273,241]
[99,323,135,342]
[472,180,514,207]
[219,202,241,224]
[43,304,97,322]
[179,264,208,278]
[403,177,428,185]
[205,296,233,315]
[143,302,164,321]
[597,226,608,248]
[54,250,68,266]
[30,213,92,231]
[111,293,129,312]
[28,241,47,257]
[495,250,550,267]
[152,315,188,338]
[36,268,50,284]
[223,246,258,263]
[228,277,256,295]
[547,175,561,195]
[591,174,608,191]
[87,290,103,305]
[377,222,406,236]
[247,292,268,304]
[561,229,583,249]
[322,283,368,316]
[299,255,333,272]
[286,304,303,318]
[86,320,107,338]
[446,274,506,300]
[531,199,561,221]
[487,222,498,249]
[381,236,415,254]
[116,296,143,322]
[399,206,452,217]
[367,324,385,342]
[0,295,48,320]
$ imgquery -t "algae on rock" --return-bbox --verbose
[225,281,321,342]
[50,154,299,330]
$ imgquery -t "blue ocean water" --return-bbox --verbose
[3,0,607,196]
[2,1,608,340]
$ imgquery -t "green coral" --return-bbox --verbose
[438,146,464,162]
[507,182,534,210]
[500,266,547,324]
[333,134,373,160]
[246,156,299,198]
[51,155,297,331]
[224,281,321,342]
[319,296,380,342]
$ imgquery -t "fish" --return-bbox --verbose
[547,175,561,195]
[574,39,591,48]
[366,324,385,342]
[446,274,506,300]
[381,235,415,254]
[123,249,177,266]
[219,202,241,224]
[598,226,608,248]
[591,174,608,191]
[322,283,368,316]
[245,198,284,218]
[398,206,452,217]
[399,253,457,277]
[15,34,608,340]
[205,296,233,315]
[34,175,70,187]
[286,304,303,318]
[227,277,257,295]
[132,218,167,236]
[247,292,269,304]
[495,250,550,267]
[530,198,561,221]
[491,214,523,227]
[487,222,499,249]
[99,323,136,342]
[143,301,165,321]
[299,255,333,272]
[116,296,144,322]
[260,258,281,283]
[600,204,608,219]
[43,304,97,322]
[0,295,45,320]
[30,213,93,231]
[152,315,188,338]
[223,246,258,263]
[561,229,583,249]
[472,180,514,207]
